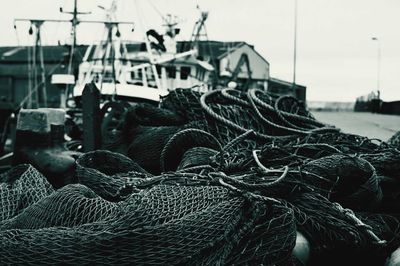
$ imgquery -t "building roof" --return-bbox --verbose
[269,77,305,88]
[177,41,246,59]
[0,41,255,64]
[0,45,87,64]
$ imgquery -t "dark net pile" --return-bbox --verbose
[1,87,400,265]
[0,164,53,222]
[0,165,297,265]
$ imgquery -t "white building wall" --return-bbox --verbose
[219,44,270,80]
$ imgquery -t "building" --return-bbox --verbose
[268,77,306,102]
[0,45,86,109]
[0,41,306,111]
[179,41,306,102]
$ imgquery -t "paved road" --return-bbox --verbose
[312,111,400,141]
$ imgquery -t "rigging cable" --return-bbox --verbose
[133,0,162,90]
[27,37,33,109]
[17,61,64,110]
[203,24,219,86]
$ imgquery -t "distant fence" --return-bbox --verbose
[308,101,355,112]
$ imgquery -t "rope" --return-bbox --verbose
[160,128,222,172]
[247,89,311,135]
[274,95,316,130]
[176,165,215,173]
[221,88,249,106]
[210,168,289,191]
[200,89,283,140]
[210,130,254,169]
[248,90,339,135]
[217,178,282,204]
[249,88,326,127]
[333,202,387,245]
[17,61,64,110]
[252,150,289,173]
[292,143,342,154]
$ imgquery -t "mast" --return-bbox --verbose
[15,1,134,107]
[60,0,91,75]
[73,0,78,48]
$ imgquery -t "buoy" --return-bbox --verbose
[227,81,238,89]
[292,231,310,265]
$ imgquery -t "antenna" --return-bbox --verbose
[188,6,209,51]
[60,0,91,47]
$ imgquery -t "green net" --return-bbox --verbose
[0,169,297,265]
[1,87,399,265]
[0,164,53,222]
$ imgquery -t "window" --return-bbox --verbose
[156,65,162,76]
[196,69,204,80]
[180,67,191,80]
[137,69,143,80]
[166,66,176,79]
[104,71,114,82]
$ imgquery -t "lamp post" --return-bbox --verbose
[371,37,381,99]
[293,0,298,89]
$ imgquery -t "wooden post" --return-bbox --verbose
[82,83,101,152]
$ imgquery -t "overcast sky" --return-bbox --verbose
[1,0,399,102]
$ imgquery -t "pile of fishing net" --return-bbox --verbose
[389,130,400,149]
[1,87,400,265]
[0,153,298,265]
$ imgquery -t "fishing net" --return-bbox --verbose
[176,147,218,171]
[119,104,188,174]
[301,154,382,210]
[76,150,149,201]
[388,130,400,149]
[160,128,222,172]
[2,87,400,264]
[99,103,190,173]
[285,193,389,266]
[360,150,400,179]
[161,88,336,144]
[359,212,400,251]
[255,131,400,184]
[0,164,53,222]
[125,125,181,174]
[109,88,342,176]
[0,168,297,265]
[161,88,278,146]
[0,184,121,230]
[252,154,381,211]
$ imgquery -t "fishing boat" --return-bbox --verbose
[69,2,214,106]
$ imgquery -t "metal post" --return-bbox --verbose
[37,24,47,107]
[371,37,381,99]
[82,83,101,152]
[72,0,78,48]
[32,29,38,108]
[293,0,298,89]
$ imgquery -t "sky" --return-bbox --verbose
[0,0,400,102]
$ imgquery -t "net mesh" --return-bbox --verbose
[1,87,399,264]
[0,184,121,230]
[0,173,297,265]
[388,130,400,149]
[0,164,53,222]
